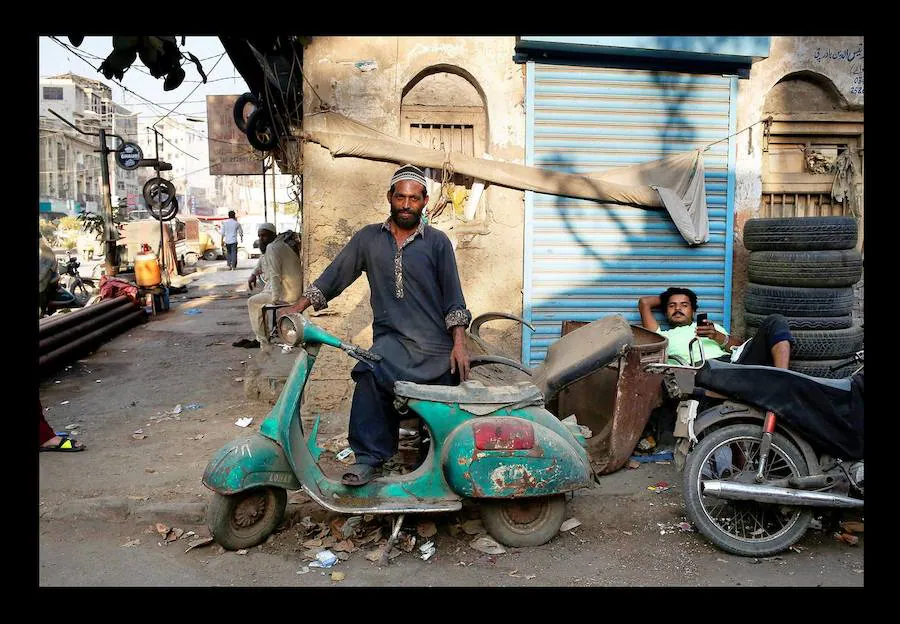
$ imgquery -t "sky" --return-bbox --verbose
[38,36,250,121]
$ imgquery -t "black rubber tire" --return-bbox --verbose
[245,107,280,151]
[207,487,287,551]
[232,92,258,133]
[747,324,863,360]
[748,249,862,287]
[789,359,859,379]
[683,423,812,557]
[743,311,852,331]
[743,216,858,251]
[480,495,567,547]
[744,283,854,317]
[202,250,218,261]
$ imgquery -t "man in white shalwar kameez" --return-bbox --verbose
[233,223,302,350]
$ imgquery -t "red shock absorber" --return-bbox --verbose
[755,411,777,482]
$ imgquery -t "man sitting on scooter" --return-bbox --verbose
[638,287,794,369]
[287,164,471,487]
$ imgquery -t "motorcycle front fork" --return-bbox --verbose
[755,411,777,482]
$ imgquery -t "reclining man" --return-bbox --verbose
[638,287,793,369]
[637,287,795,449]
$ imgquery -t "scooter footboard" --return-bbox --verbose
[443,418,592,498]
[202,435,301,495]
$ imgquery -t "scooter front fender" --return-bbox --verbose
[443,417,592,498]
[202,434,300,495]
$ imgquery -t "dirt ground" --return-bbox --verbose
[38,262,865,587]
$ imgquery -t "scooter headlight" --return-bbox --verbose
[277,313,305,347]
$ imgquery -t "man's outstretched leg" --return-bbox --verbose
[734,314,794,368]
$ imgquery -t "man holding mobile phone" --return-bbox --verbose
[638,287,793,369]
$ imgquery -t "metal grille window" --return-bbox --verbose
[43,87,63,100]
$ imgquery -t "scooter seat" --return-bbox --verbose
[394,380,543,413]
[530,314,634,400]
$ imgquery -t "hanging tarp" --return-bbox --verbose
[301,112,709,245]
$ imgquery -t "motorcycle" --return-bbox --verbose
[647,341,864,557]
[60,251,96,305]
[202,304,600,553]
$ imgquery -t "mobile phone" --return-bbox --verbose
[696,313,708,325]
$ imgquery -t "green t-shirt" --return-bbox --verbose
[657,322,729,365]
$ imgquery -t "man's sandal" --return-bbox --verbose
[40,435,86,453]
[341,463,382,487]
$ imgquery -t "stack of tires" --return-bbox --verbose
[743,216,863,378]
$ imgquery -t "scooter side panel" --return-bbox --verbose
[202,435,300,494]
[442,415,592,498]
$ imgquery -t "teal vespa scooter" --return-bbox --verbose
[202,306,595,551]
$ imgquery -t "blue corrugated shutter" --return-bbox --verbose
[524,63,736,365]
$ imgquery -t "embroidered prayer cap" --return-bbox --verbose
[258,222,277,234]
[390,164,428,192]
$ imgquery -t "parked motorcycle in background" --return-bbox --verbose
[59,250,96,306]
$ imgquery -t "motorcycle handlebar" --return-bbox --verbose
[829,351,863,371]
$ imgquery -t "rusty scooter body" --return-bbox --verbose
[202,308,594,552]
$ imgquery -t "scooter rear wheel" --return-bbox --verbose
[208,487,287,551]
[683,423,812,557]
[480,494,566,547]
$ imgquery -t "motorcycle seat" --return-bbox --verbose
[699,358,852,393]
[394,380,543,413]
[696,357,863,460]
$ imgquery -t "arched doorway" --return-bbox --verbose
[759,71,863,234]
[400,67,488,220]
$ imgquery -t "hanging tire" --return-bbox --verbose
[143,177,177,220]
[789,359,859,379]
[184,252,199,266]
[748,249,862,288]
[207,487,287,551]
[746,324,864,360]
[245,107,280,151]
[743,216,858,251]
[683,423,812,557]
[232,92,258,133]
[743,311,852,331]
[744,283,854,317]
[480,495,567,547]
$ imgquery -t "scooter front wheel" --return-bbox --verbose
[480,495,566,547]
[207,487,287,551]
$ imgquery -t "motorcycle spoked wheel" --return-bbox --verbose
[207,487,287,551]
[683,423,813,557]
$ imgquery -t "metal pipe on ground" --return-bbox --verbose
[39,296,133,337]
[39,300,142,354]
[39,309,146,371]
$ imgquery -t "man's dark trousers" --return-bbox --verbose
[727,313,795,366]
[225,242,238,269]
[349,367,457,467]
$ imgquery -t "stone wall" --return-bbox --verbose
[732,37,864,336]
[300,37,526,423]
